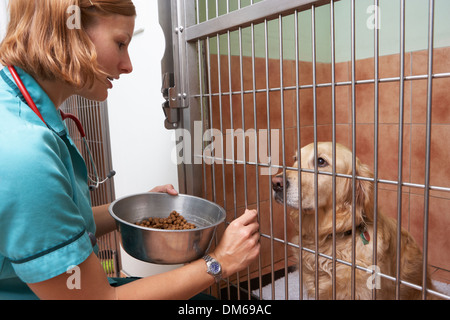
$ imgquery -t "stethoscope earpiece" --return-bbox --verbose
[88,170,116,191]
[107,170,116,179]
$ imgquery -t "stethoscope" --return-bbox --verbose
[7,65,116,191]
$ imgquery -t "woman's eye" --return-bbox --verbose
[317,157,328,167]
[118,42,126,49]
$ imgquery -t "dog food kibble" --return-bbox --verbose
[135,211,196,230]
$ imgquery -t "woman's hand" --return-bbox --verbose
[149,184,178,196]
[211,209,260,278]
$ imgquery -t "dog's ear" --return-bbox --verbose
[355,160,374,223]
[289,210,299,232]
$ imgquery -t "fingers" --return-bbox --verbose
[149,184,178,195]
[232,209,259,241]
[234,209,258,226]
[214,208,260,276]
[249,231,261,260]
[237,209,259,238]
[165,186,179,196]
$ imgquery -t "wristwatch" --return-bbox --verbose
[203,254,222,283]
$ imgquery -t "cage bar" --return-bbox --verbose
[372,0,380,301]
[422,0,435,301]
[330,0,337,300]
[350,0,357,300]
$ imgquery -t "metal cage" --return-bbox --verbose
[61,97,120,278]
[159,0,450,300]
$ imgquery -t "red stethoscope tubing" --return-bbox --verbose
[7,65,115,191]
[8,65,45,124]
[7,65,86,138]
[60,110,86,138]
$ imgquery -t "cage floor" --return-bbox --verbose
[251,270,450,300]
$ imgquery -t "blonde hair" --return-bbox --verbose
[0,0,136,88]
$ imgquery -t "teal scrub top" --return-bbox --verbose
[0,66,97,298]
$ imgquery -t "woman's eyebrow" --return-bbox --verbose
[115,31,132,42]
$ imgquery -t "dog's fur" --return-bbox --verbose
[272,142,438,300]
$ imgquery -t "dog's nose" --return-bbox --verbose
[272,175,285,192]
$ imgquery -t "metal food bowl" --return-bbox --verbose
[109,193,226,264]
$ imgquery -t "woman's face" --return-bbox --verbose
[80,14,135,101]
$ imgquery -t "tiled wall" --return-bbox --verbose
[340,47,450,272]
[204,47,450,277]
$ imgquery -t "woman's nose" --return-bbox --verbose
[120,54,133,74]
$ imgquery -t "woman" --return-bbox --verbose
[0,0,260,300]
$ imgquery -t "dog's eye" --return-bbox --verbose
[317,157,328,167]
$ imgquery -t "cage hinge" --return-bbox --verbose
[159,0,189,130]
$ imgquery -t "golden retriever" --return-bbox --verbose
[272,142,439,300]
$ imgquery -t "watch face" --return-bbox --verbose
[210,261,221,275]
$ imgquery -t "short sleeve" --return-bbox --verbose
[0,124,94,284]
